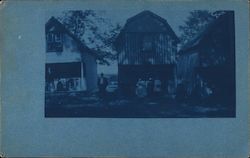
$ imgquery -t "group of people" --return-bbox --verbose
[176,79,214,103]
[135,77,162,98]
[97,73,164,99]
[46,78,80,92]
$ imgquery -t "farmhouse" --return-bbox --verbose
[115,10,180,95]
[45,17,98,93]
[177,11,235,105]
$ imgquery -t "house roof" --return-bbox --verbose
[179,11,234,54]
[45,17,100,59]
[115,10,179,45]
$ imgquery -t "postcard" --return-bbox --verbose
[0,0,249,157]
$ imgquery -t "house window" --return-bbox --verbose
[142,35,154,52]
[46,32,63,52]
[55,33,62,42]
[47,33,54,42]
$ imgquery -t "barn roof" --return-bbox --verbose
[116,10,179,42]
[179,11,234,54]
[45,17,100,59]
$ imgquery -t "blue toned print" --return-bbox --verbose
[45,10,236,118]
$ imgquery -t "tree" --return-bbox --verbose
[179,10,220,46]
[57,10,122,65]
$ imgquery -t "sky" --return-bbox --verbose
[46,9,191,75]
[46,9,190,36]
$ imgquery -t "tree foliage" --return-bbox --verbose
[179,10,224,46]
[58,10,122,65]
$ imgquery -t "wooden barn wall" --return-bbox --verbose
[177,52,199,87]
[118,33,177,65]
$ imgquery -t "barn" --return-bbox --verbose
[45,17,98,93]
[177,11,235,105]
[115,10,180,95]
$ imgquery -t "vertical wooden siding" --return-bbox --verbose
[118,33,177,65]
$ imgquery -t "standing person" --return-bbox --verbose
[136,78,147,98]
[98,73,108,99]
[57,79,64,91]
[147,77,154,97]
[153,77,162,96]
[176,80,187,102]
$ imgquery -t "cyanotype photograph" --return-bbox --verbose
[44,10,235,118]
[1,0,249,157]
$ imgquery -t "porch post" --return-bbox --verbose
[81,62,87,91]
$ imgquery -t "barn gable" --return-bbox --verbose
[130,11,178,40]
[117,10,179,42]
[115,10,179,65]
[115,11,180,95]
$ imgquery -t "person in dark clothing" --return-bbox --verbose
[98,73,108,98]
[147,78,154,97]
[57,80,64,91]
[153,77,162,96]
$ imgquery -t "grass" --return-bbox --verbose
[45,92,235,118]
